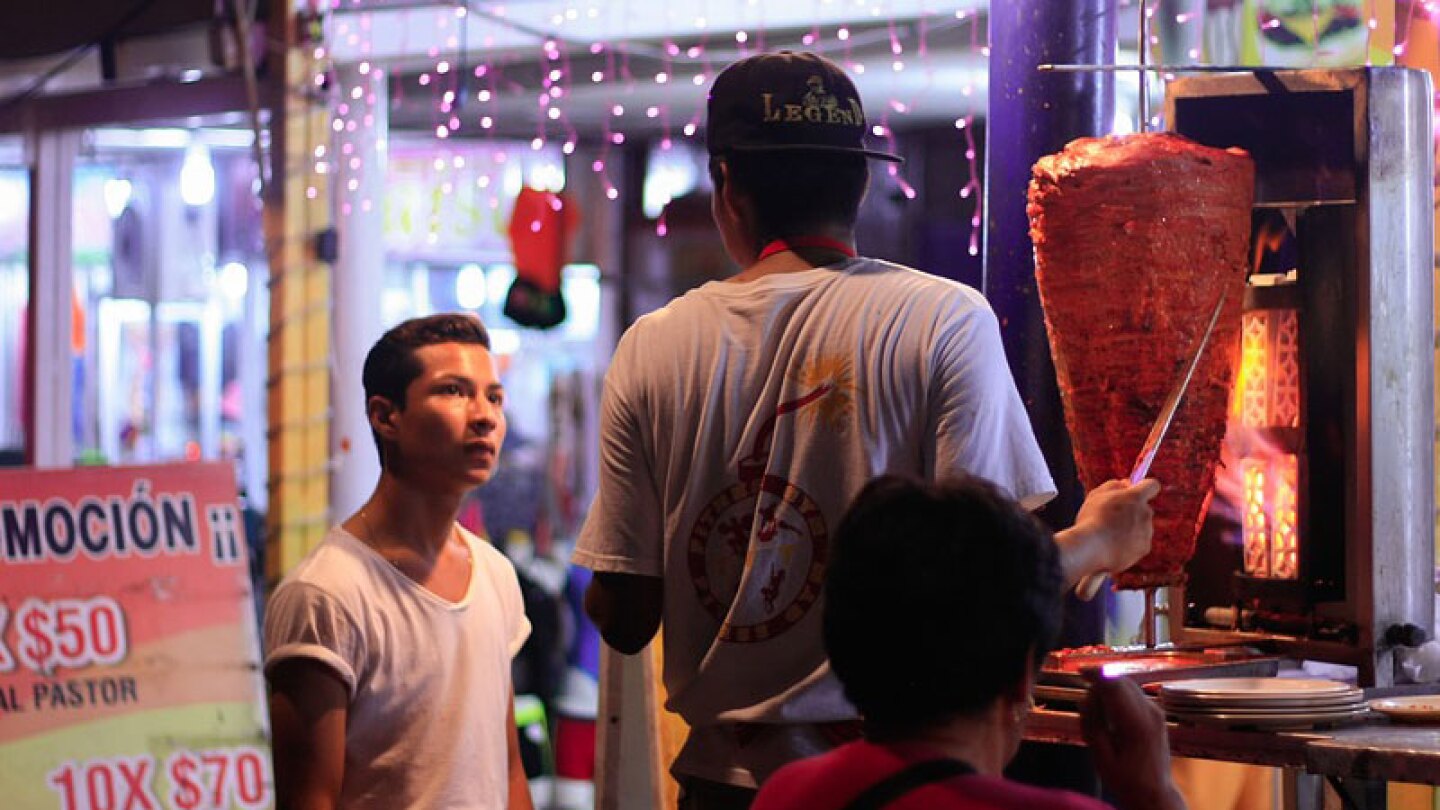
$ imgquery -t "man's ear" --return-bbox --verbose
[1008,647,1041,707]
[718,161,744,221]
[718,165,760,242]
[368,395,399,440]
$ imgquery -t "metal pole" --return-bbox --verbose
[1139,0,1150,129]
[330,64,388,519]
[1143,587,1157,648]
[985,0,1118,793]
[985,0,1118,618]
[26,128,78,468]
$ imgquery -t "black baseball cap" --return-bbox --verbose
[706,51,904,163]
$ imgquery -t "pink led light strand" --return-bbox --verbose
[956,116,983,257]
[1396,0,1420,58]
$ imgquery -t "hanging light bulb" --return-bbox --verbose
[456,264,487,309]
[180,142,216,207]
[220,261,250,300]
[103,178,133,219]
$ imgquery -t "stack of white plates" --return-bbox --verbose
[1158,677,1369,730]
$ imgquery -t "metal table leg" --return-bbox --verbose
[1282,770,1325,810]
[1326,775,1387,810]
[1281,769,1388,810]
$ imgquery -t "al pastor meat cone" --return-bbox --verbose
[1027,132,1254,589]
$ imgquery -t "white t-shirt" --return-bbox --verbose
[573,257,1055,787]
[264,525,531,810]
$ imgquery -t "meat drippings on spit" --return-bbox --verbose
[1027,132,1254,590]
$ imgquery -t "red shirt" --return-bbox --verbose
[753,740,1115,810]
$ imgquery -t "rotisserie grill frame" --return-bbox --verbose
[1160,68,1434,686]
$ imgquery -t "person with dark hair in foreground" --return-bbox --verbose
[752,475,1186,810]
[264,313,533,810]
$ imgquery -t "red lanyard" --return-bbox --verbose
[756,236,858,262]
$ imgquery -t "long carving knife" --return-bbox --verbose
[1075,288,1229,602]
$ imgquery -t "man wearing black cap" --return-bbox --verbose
[572,51,1160,808]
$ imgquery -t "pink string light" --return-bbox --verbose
[955,116,982,257]
[316,0,1440,254]
[326,4,989,233]
[1396,0,1420,58]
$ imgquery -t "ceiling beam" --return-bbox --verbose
[0,72,273,133]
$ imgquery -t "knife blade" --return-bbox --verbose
[1128,288,1229,485]
[1075,288,1229,601]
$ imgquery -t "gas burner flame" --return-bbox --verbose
[1210,305,1301,581]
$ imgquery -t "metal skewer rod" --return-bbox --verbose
[1138,0,1150,131]
[1136,2,1154,641]
[1143,586,1158,648]
[1037,64,1259,73]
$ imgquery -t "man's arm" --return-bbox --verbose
[1053,478,1161,589]
[506,691,535,810]
[573,344,665,656]
[268,660,348,810]
[584,571,663,655]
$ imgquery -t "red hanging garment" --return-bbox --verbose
[505,187,580,329]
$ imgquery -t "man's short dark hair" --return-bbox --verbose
[709,151,868,250]
[361,312,492,461]
[823,474,1063,740]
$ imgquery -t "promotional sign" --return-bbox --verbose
[0,463,272,810]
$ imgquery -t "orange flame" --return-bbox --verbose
[1215,308,1301,580]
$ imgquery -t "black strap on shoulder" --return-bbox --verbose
[840,758,976,810]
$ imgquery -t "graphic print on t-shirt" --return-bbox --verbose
[686,356,858,643]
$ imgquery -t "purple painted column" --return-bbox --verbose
[983,0,1116,792]
[985,0,1116,565]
